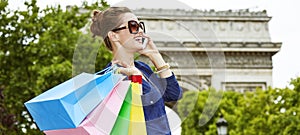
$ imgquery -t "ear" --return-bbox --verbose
[107,31,119,42]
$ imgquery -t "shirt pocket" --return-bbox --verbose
[141,81,163,107]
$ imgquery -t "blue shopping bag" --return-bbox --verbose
[24,69,123,131]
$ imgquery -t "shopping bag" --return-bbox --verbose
[110,75,147,135]
[110,85,132,135]
[24,70,123,131]
[44,80,131,135]
[128,75,147,135]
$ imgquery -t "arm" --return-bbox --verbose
[161,73,183,102]
[138,35,182,101]
[137,61,182,102]
[138,36,172,78]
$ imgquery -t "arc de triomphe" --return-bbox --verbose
[133,8,281,92]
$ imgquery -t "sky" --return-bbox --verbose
[8,0,300,88]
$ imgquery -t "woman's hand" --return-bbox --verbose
[112,60,142,76]
[138,34,160,57]
[137,34,172,78]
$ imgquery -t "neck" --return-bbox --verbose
[112,49,135,67]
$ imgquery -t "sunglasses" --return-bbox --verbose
[112,20,145,34]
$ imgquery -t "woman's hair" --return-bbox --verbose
[90,7,132,51]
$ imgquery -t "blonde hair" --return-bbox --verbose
[90,7,132,51]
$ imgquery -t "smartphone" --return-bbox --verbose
[142,37,148,49]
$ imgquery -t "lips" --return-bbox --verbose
[134,36,143,43]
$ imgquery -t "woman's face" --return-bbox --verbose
[113,13,145,52]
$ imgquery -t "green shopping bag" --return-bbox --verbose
[111,75,147,135]
[110,85,132,135]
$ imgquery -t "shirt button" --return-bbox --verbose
[150,101,154,104]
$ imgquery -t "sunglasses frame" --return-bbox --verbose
[111,20,145,34]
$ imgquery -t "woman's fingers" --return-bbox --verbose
[111,60,119,65]
[112,59,141,76]
[117,67,141,76]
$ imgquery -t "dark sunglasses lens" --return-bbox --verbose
[129,21,139,33]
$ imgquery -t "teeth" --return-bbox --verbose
[135,37,142,42]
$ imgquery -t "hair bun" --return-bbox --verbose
[92,10,102,22]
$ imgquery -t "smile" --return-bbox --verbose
[134,37,143,43]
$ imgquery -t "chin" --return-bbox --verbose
[134,43,143,48]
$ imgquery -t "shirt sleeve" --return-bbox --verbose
[136,61,183,102]
[162,72,183,102]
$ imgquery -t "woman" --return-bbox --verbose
[90,7,182,135]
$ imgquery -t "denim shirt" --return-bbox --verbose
[105,61,183,135]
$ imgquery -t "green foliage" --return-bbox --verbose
[177,77,300,135]
[72,30,112,76]
[0,0,111,134]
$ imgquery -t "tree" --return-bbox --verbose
[0,0,111,134]
[176,77,300,135]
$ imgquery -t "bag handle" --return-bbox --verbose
[95,64,119,75]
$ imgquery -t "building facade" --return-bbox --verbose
[133,8,281,92]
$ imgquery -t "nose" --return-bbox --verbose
[137,25,144,34]
[137,31,143,36]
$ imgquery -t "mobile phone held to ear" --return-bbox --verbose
[142,37,148,49]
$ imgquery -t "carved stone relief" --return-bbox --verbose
[222,82,266,92]
[235,22,244,31]
[148,20,157,30]
[165,21,175,30]
[139,51,273,69]
[219,22,227,31]
[225,52,273,68]
[177,75,211,91]
[201,22,209,31]
[143,18,271,42]
[253,22,262,32]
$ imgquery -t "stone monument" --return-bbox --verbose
[114,1,282,92]
[133,8,281,92]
